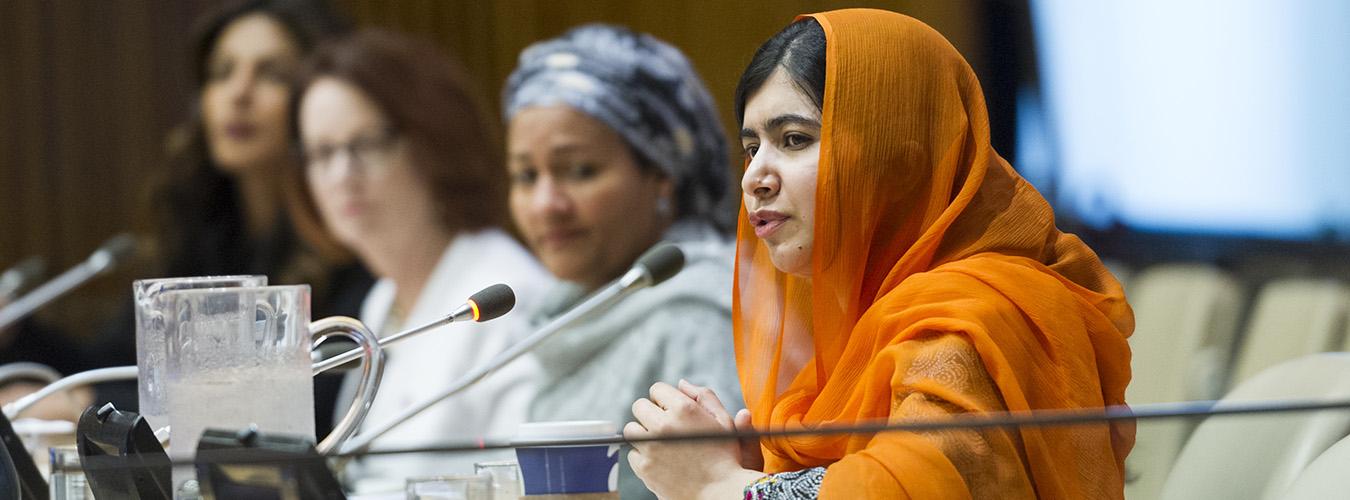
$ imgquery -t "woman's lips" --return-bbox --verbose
[224,122,257,141]
[749,210,789,239]
[339,201,365,217]
[537,228,586,249]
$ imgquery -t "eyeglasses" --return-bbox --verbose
[304,128,400,178]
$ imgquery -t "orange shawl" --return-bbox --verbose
[732,9,1134,499]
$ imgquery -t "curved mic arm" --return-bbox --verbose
[3,366,137,419]
[311,316,384,455]
[0,362,63,387]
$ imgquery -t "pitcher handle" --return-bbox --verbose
[309,316,385,455]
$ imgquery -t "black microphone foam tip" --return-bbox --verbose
[636,244,685,286]
[467,283,515,322]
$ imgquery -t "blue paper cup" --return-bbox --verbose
[514,421,620,496]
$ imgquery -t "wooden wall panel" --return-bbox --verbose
[0,0,206,338]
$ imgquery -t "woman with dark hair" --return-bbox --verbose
[502,24,742,500]
[155,0,356,288]
[294,29,551,490]
[626,10,1133,499]
[85,0,371,435]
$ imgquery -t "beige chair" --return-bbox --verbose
[1102,258,1133,291]
[1231,279,1350,385]
[1158,353,1350,500]
[1123,264,1245,500]
[1281,431,1350,499]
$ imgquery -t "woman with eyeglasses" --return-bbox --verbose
[293,29,551,491]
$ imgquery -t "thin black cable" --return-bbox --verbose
[72,396,1350,472]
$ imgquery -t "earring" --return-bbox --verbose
[656,197,672,216]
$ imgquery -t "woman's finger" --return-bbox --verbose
[678,379,733,428]
[734,408,753,431]
[631,397,664,429]
[735,408,765,470]
[626,445,648,476]
[624,420,653,455]
[648,382,696,415]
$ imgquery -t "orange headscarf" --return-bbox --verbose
[733,9,1134,499]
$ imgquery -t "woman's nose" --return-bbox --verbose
[741,155,780,200]
[531,177,573,216]
[226,70,257,108]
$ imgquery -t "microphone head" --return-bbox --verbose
[635,244,685,286]
[467,284,515,322]
[87,233,139,273]
[0,256,45,298]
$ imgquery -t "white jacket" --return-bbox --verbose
[343,228,552,492]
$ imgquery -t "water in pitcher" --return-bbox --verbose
[166,363,314,497]
[155,282,373,499]
[134,275,266,430]
[166,364,315,455]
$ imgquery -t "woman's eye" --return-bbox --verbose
[259,68,285,83]
[568,164,598,180]
[206,61,232,82]
[511,168,538,185]
[257,62,293,83]
[307,144,335,164]
[784,133,813,149]
[744,144,759,158]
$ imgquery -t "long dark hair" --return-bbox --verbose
[734,18,827,128]
[149,0,350,280]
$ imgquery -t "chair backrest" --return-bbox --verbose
[1123,264,1245,500]
[1159,353,1350,500]
[1102,258,1133,291]
[1280,431,1350,499]
[1231,279,1350,385]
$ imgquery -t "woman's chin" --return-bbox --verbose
[541,256,590,284]
[767,248,812,277]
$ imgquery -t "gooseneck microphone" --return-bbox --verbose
[1,284,516,420]
[0,234,138,330]
[0,256,45,300]
[311,284,516,374]
[340,244,686,455]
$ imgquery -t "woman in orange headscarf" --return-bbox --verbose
[625,9,1134,499]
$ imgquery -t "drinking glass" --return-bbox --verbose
[406,473,491,500]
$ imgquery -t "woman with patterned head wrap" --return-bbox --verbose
[503,24,742,500]
[625,9,1134,499]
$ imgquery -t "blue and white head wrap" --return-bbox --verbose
[504,24,730,228]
